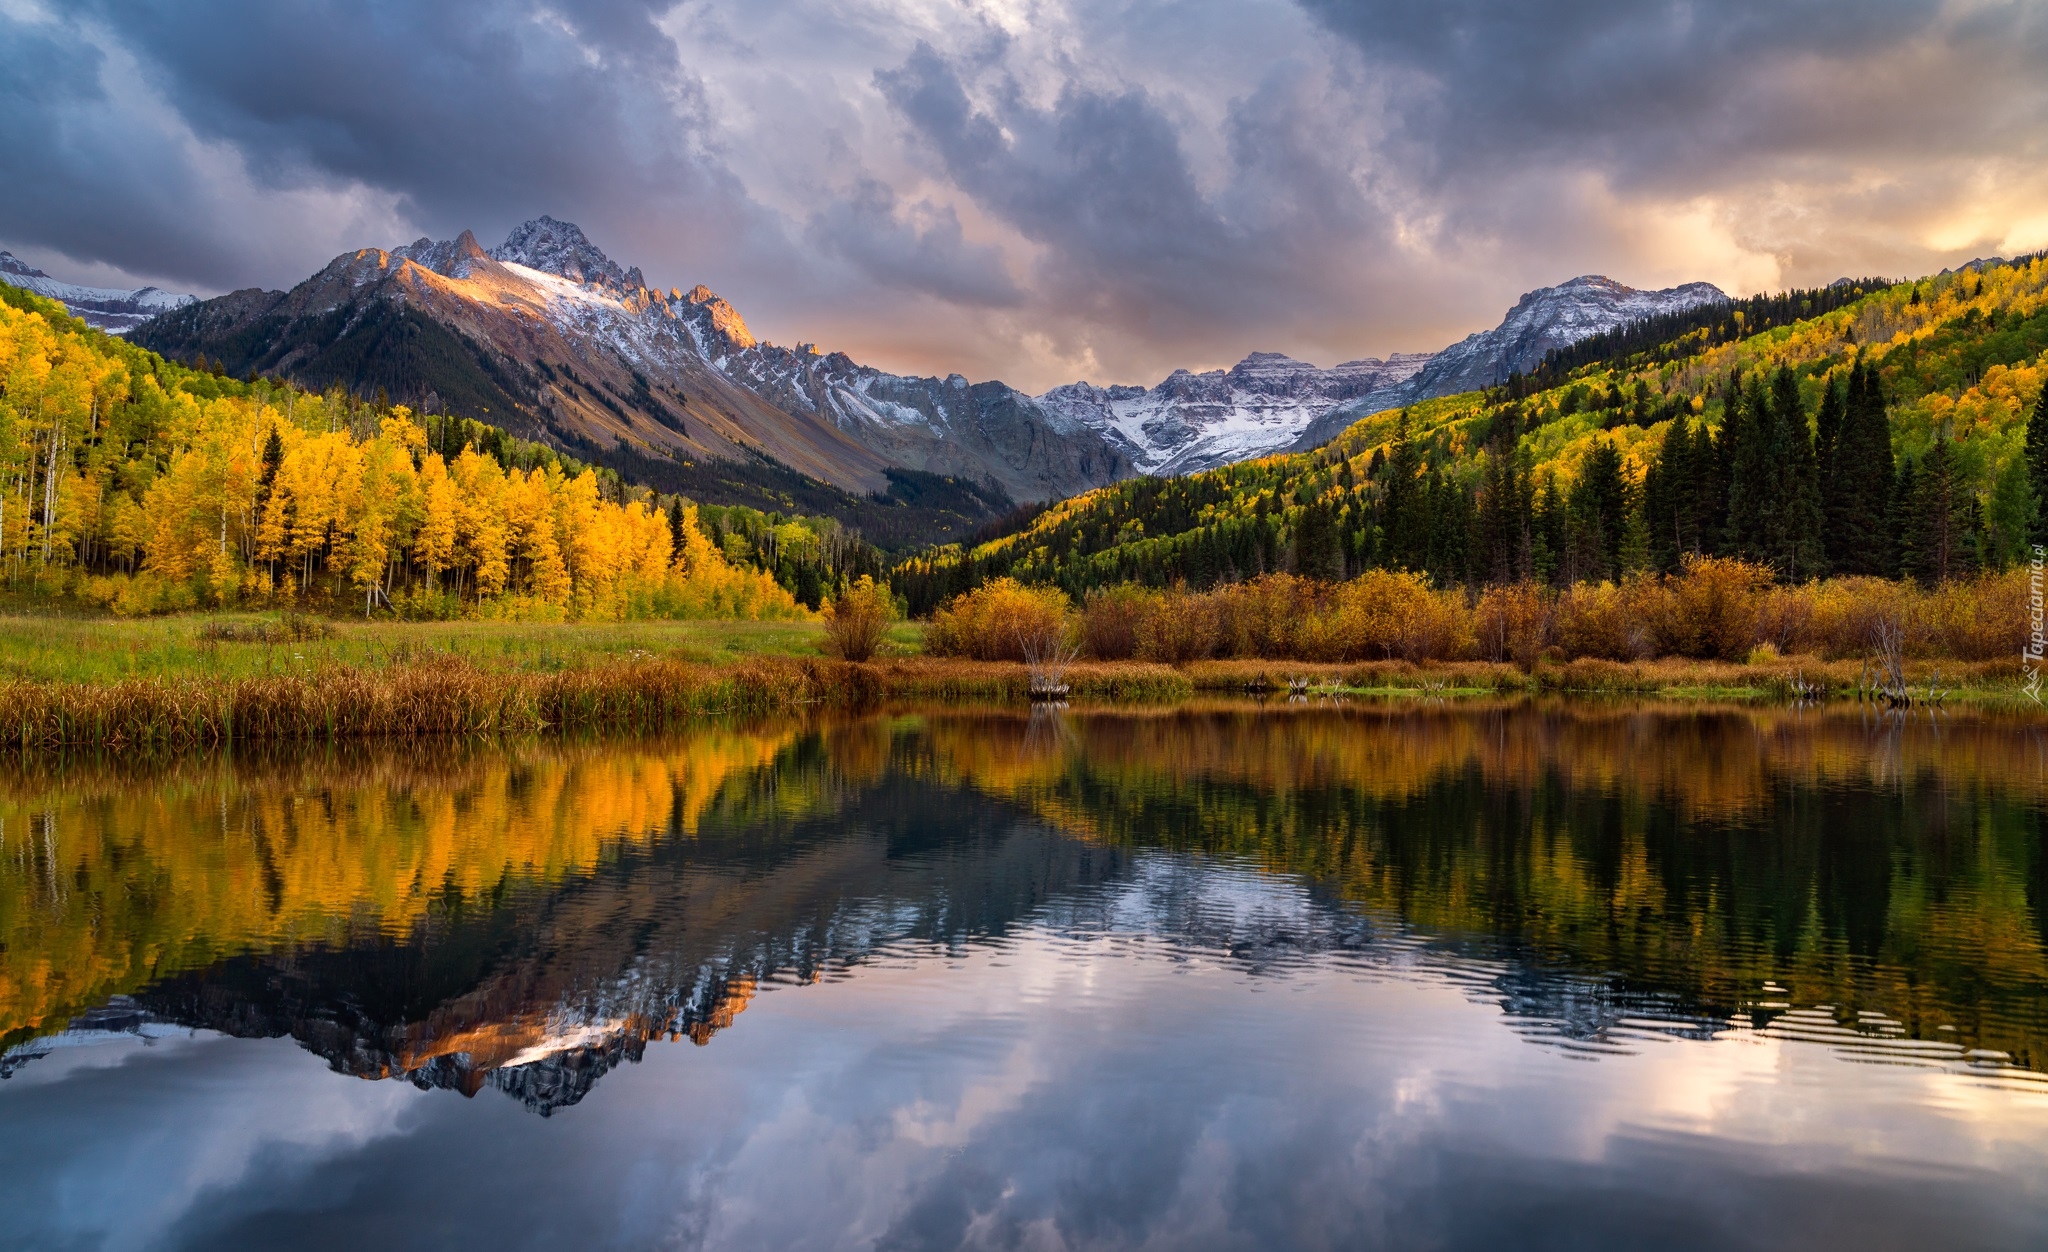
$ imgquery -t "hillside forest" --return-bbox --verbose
[0,282,885,619]
[896,257,2048,619]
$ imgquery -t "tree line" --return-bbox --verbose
[0,283,808,619]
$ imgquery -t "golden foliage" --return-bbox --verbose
[0,295,799,620]
[822,575,892,661]
[924,577,1074,661]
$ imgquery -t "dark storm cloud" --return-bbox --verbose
[0,8,279,285]
[1297,0,2048,191]
[2,0,2045,385]
[81,0,754,250]
[875,41,1393,350]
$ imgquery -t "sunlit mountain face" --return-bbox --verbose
[3,704,2048,1248]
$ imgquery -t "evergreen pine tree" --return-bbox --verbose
[1692,412,1726,556]
[1292,497,1344,581]
[1824,361,1899,575]
[2026,378,2048,548]
[1565,439,1629,583]
[1722,373,1769,560]
[255,424,284,512]
[1815,370,1845,473]
[1763,366,1824,580]
[1476,440,1532,583]
[1887,461,1916,577]
[1531,474,1565,586]
[1423,469,1472,585]
[1899,436,1979,584]
[1643,413,1702,572]
[666,496,688,563]
[1380,415,1427,571]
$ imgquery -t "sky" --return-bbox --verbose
[2,0,2045,393]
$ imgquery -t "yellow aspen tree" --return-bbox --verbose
[413,454,460,591]
[451,447,509,598]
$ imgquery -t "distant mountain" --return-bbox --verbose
[1041,276,1728,473]
[1037,351,1434,476]
[134,218,1130,504]
[0,251,195,334]
[1404,276,1728,397]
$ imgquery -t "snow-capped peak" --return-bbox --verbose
[490,216,641,289]
[0,250,196,334]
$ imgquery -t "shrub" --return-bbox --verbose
[1925,570,2027,661]
[1137,583,1222,663]
[1474,583,1554,665]
[823,576,893,661]
[1553,581,1648,661]
[925,578,1073,661]
[1323,570,1473,662]
[1213,574,1320,658]
[1641,556,1771,660]
[1081,584,1159,660]
[1770,577,1910,658]
[196,612,336,645]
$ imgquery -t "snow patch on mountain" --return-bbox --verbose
[1038,351,1435,475]
[0,251,195,334]
[1035,276,1729,474]
[491,216,643,290]
[1396,276,1727,401]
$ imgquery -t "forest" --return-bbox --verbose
[0,282,886,619]
[895,255,2048,617]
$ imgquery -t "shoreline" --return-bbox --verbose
[0,652,2034,749]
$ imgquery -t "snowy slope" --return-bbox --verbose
[1034,276,1728,474]
[0,251,195,334]
[1393,276,1727,400]
[1037,351,1434,475]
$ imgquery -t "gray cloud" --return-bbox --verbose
[1,0,2045,391]
[805,178,1023,308]
[873,40,1407,369]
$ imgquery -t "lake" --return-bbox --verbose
[3,700,2048,1250]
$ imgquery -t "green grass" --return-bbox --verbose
[0,612,926,683]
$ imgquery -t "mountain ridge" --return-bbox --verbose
[124,217,1724,507]
[0,251,195,334]
[133,220,1131,505]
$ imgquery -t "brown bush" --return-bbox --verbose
[924,578,1074,661]
[1080,584,1159,660]
[1323,570,1474,662]
[1766,577,1907,658]
[1553,581,1651,661]
[823,576,893,662]
[1474,583,1555,665]
[1925,571,2028,661]
[1137,584,1222,663]
[1213,574,1321,658]
[930,566,2030,672]
[1640,556,1771,660]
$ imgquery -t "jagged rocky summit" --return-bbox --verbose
[0,251,195,334]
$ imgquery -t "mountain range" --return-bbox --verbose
[15,219,1726,505]
[0,251,194,333]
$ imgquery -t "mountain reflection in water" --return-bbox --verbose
[3,701,2048,1249]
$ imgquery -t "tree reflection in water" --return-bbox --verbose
[3,700,2047,1111]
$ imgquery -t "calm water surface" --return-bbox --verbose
[4,701,2048,1250]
